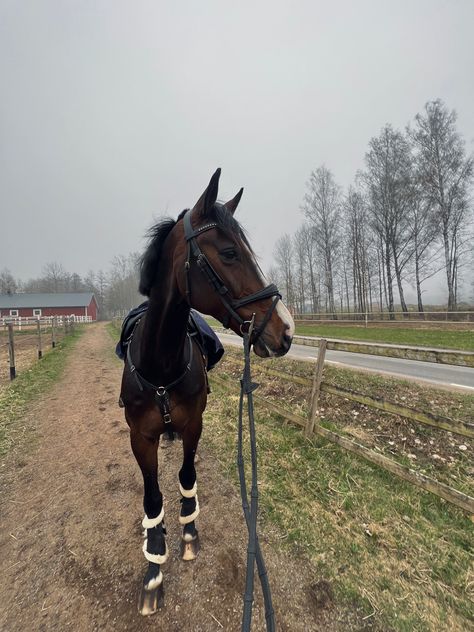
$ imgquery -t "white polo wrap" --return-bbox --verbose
[179,481,197,498]
[142,540,169,564]
[179,497,200,525]
[142,507,164,529]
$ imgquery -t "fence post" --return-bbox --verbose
[37,319,43,359]
[8,323,16,380]
[51,317,56,348]
[305,339,327,438]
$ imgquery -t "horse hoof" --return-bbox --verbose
[138,583,164,616]
[180,533,200,561]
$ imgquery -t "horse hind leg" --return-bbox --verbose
[130,430,168,615]
[178,424,201,561]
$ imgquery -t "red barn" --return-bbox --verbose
[0,292,99,321]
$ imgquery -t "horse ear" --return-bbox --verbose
[193,168,221,217]
[225,188,244,215]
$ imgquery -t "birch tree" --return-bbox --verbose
[302,166,341,316]
[410,99,473,310]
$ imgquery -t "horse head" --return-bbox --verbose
[177,169,294,358]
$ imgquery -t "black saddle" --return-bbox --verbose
[115,302,224,371]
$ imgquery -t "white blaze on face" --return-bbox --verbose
[276,301,295,337]
[253,258,295,338]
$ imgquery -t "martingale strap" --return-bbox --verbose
[183,209,281,343]
[126,333,193,426]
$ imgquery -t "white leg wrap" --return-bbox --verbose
[179,497,200,525]
[142,540,169,564]
[144,571,163,591]
[179,481,197,498]
[142,507,164,529]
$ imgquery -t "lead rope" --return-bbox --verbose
[238,316,275,632]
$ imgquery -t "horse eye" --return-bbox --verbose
[220,248,238,261]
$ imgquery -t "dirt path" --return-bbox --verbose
[0,323,357,632]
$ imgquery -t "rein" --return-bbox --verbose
[183,209,277,631]
[238,318,275,632]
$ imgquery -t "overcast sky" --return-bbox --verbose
[1,1,473,301]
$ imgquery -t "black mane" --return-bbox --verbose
[139,217,178,296]
[139,204,251,297]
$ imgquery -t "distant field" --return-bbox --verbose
[204,317,474,351]
[294,324,474,351]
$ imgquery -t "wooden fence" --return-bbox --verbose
[1,317,76,382]
[212,340,474,515]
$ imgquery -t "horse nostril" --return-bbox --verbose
[282,333,292,351]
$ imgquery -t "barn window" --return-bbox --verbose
[9,310,18,316]
[33,309,42,317]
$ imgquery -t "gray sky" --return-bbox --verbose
[1,1,473,301]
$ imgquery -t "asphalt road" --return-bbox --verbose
[218,332,474,391]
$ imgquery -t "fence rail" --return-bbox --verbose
[212,340,474,514]
[292,310,474,323]
[0,315,92,329]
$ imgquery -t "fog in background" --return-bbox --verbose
[1,0,473,303]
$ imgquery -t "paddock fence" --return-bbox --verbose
[291,311,474,329]
[0,317,77,385]
[0,315,92,330]
[214,326,474,367]
[212,340,474,515]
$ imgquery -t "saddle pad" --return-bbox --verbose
[115,302,224,371]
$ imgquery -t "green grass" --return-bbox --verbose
[203,378,474,631]
[0,327,84,457]
[294,324,474,351]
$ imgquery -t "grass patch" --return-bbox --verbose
[293,324,474,351]
[203,374,474,631]
[217,348,473,495]
[202,347,473,630]
[0,327,84,457]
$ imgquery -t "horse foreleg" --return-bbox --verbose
[130,429,168,615]
[178,423,201,561]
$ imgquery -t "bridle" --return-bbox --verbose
[183,209,281,346]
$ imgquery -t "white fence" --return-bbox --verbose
[293,310,474,324]
[0,315,92,330]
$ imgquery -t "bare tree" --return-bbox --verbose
[302,166,341,316]
[362,126,414,317]
[410,99,474,310]
[0,268,17,294]
[408,184,443,313]
[299,222,320,313]
[344,186,371,313]
[273,235,295,312]
[292,227,309,313]
[42,262,68,292]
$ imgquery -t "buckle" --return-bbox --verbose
[163,413,172,424]
[240,313,256,336]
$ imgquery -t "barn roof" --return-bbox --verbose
[0,292,96,308]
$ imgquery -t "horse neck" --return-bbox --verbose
[139,277,190,383]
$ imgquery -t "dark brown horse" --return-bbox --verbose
[120,169,294,615]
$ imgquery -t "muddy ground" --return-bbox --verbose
[0,323,366,632]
